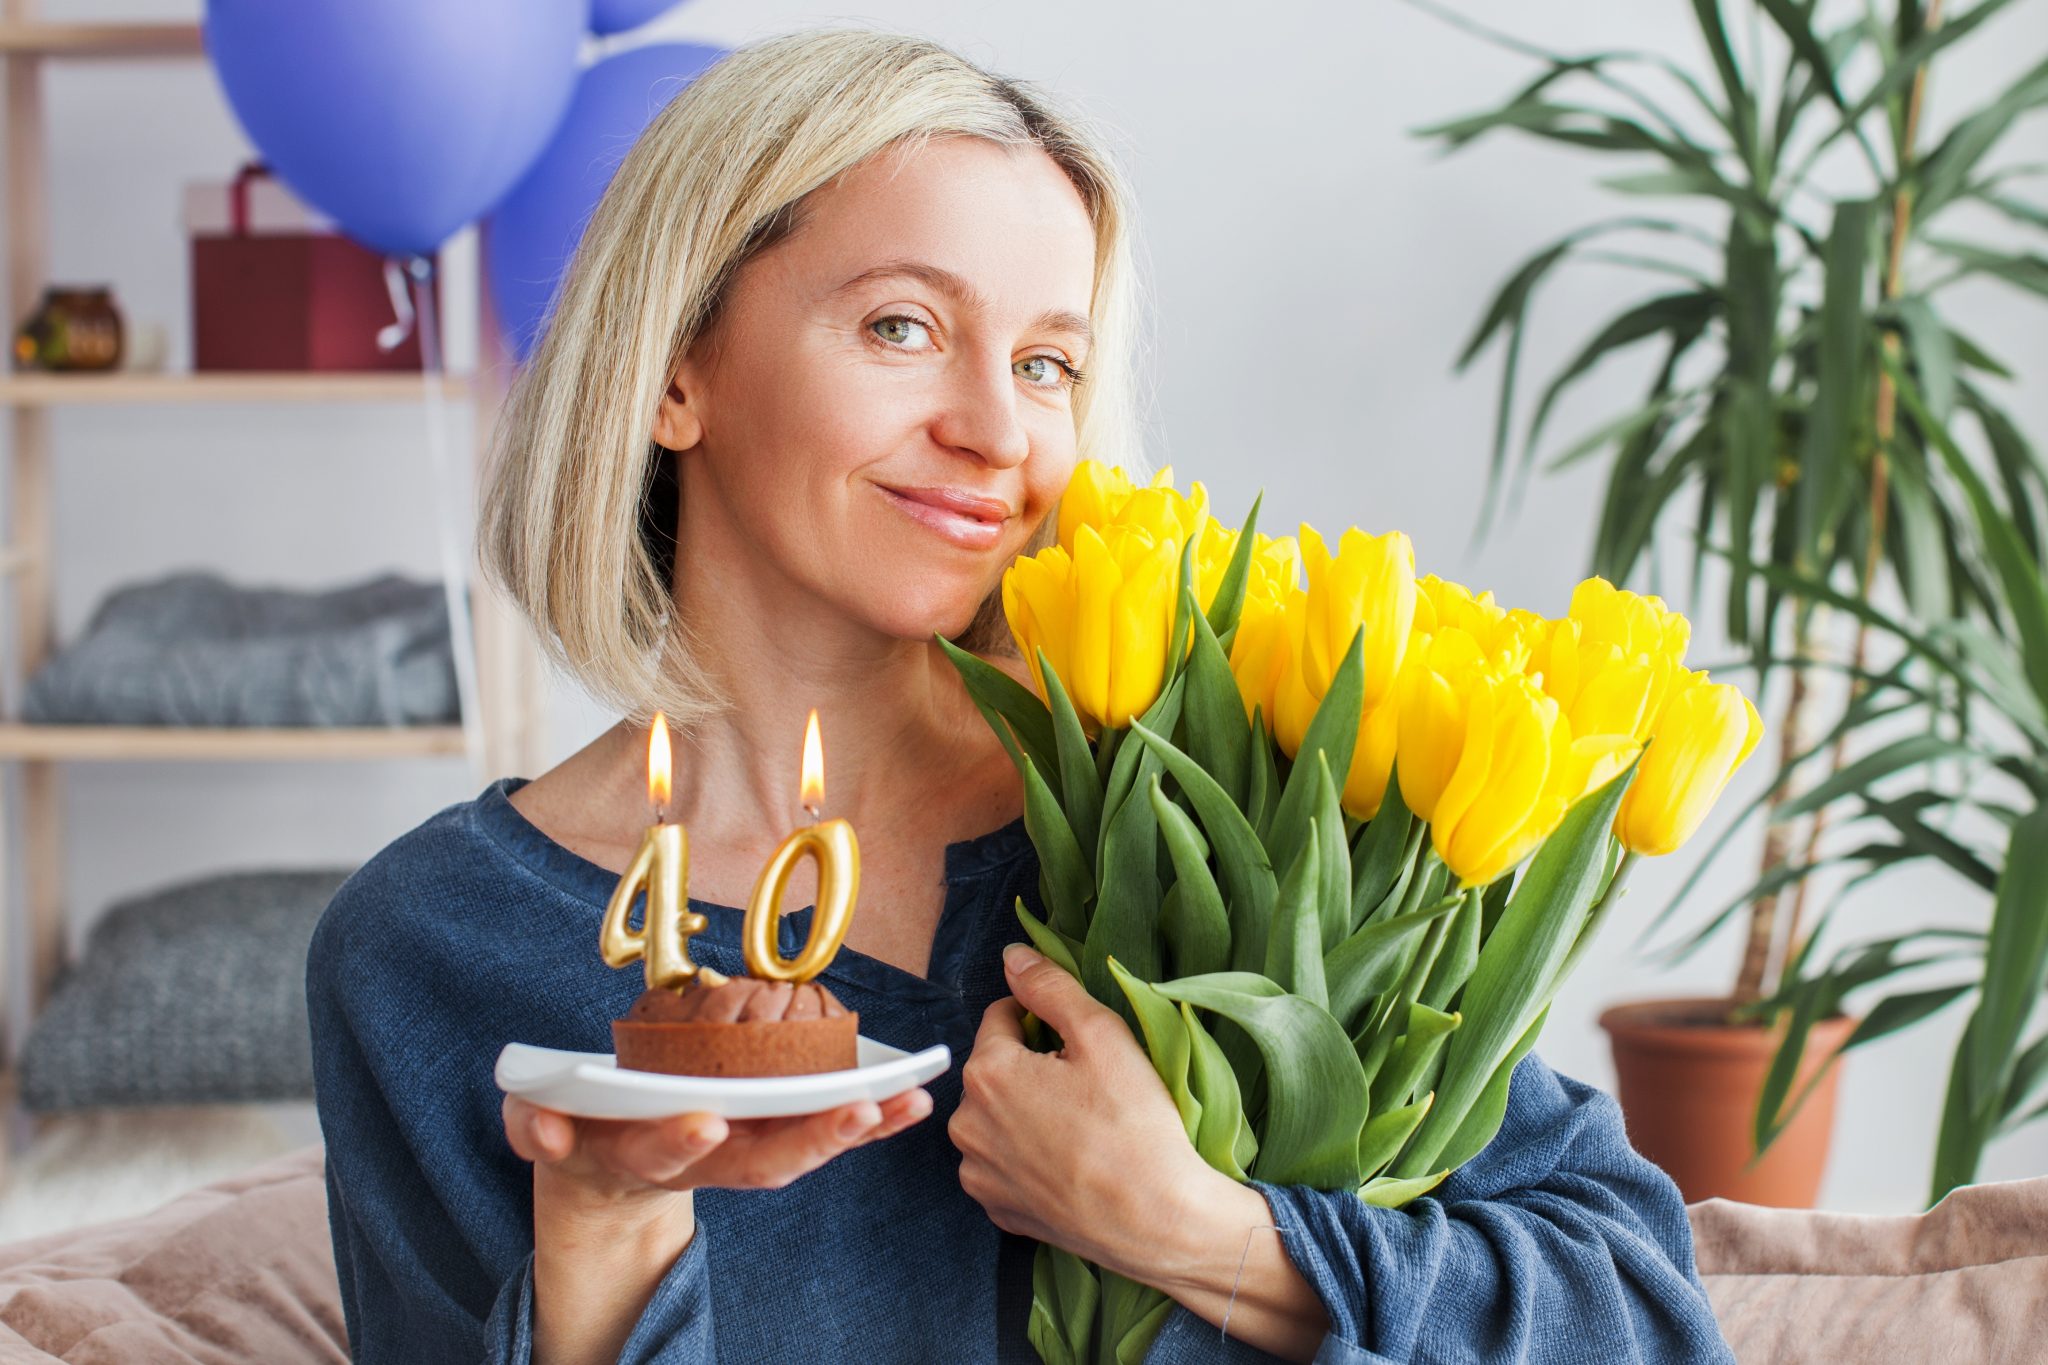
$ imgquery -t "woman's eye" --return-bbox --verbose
[1015,355,1079,390]
[869,315,1079,391]
[870,315,934,349]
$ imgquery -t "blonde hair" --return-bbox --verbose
[479,28,1148,729]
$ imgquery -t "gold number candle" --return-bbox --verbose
[599,712,723,990]
[744,709,860,982]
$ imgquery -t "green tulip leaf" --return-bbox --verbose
[1166,535,1198,690]
[1204,492,1264,640]
[1107,958,1203,1143]
[1035,646,1102,870]
[1264,822,1329,1008]
[1248,706,1280,841]
[1087,774,1163,1021]
[1359,1168,1449,1209]
[1267,626,1366,876]
[935,635,1059,789]
[1399,757,1638,1177]
[1128,719,1279,974]
[1099,675,1186,866]
[1368,1003,1461,1115]
[1431,1004,1548,1173]
[1030,1242,1098,1365]
[1021,753,1093,941]
[1183,604,1252,810]
[1183,1001,1255,1180]
[1314,752,1351,953]
[1357,1092,1433,1178]
[1325,894,1461,1035]
[1111,1288,1175,1365]
[1014,897,1083,980]
[1350,768,1416,930]
[1421,887,1484,1013]
[1152,778,1233,978]
[1152,971,1368,1188]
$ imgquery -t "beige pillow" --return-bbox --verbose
[0,1144,343,1364]
[1689,1176,2048,1364]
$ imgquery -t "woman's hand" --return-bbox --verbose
[947,943,1230,1280]
[503,1085,935,1204]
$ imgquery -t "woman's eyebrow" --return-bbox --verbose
[830,258,1093,349]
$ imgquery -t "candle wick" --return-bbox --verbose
[803,801,822,822]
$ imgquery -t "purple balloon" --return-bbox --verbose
[485,42,726,361]
[204,0,585,258]
[590,0,685,37]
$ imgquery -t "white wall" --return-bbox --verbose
[13,0,2047,1210]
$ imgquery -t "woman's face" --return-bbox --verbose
[660,135,1099,643]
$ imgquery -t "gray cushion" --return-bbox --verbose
[22,869,354,1111]
[22,570,456,727]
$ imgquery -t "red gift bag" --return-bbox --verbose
[186,163,438,372]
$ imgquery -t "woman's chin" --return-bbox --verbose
[862,597,989,645]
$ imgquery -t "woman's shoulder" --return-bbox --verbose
[308,780,545,982]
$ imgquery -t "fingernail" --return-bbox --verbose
[1004,943,1041,974]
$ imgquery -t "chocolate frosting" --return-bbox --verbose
[628,974,849,1024]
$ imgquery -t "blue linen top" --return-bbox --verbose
[307,776,1735,1364]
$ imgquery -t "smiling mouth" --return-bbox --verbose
[877,485,1008,548]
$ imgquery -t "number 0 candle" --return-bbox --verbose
[745,708,860,982]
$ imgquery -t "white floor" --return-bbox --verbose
[0,1101,321,1244]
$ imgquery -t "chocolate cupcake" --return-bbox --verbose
[612,970,859,1077]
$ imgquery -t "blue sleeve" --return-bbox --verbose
[307,861,718,1363]
[1145,1055,1732,1365]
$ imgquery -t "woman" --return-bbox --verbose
[307,29,1734,1365]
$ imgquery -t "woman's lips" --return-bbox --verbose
[877,485,1006,550]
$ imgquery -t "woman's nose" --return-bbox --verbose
[931,354,1030,468]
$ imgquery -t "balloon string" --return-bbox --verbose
[1220,1222,1293,1345]
[408,255,486,774]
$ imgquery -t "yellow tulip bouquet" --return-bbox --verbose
[937,462,1763,1364]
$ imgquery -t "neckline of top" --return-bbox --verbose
[470,775,1031,914]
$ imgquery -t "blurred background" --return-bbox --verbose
[0,0,2040,1243]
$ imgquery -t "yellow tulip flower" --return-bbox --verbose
[1414,576,1543,672]
[1227,580,1295,728]
[1615,671,1765,856]
[1299,524,1417,707]
[1229,571,1407,820]
[1199,528,1301,623]
[1002,522,1179,732]
[1534,578,1693,743]
[1056,461,1203,554]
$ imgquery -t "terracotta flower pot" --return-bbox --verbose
[1599,996,1856,1208]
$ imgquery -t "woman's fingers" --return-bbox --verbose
[852,1087,934,1145]
[615,1111,728,1186]
[501,1086,937,1191]
[502,1095,573,1164]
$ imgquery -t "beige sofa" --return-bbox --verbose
[0,1145,2040,1362]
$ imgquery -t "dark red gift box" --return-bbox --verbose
[185,163,438,372]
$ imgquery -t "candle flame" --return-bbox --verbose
[800,708,825,810]
[648,712,672,810]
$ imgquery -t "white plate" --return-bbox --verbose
[494,1036,951,1120]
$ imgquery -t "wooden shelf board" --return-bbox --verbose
[0,724,468,761]
[0,371,474,406]
[0,23,203,58]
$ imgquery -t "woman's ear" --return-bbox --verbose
[653,372,705,452]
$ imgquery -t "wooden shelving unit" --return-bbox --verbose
[0,21,202,58]
[0,724,472,761]
[0,4,550,1170]
[0,369,476,405]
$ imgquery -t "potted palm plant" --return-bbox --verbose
[1418,0,2048,1203]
